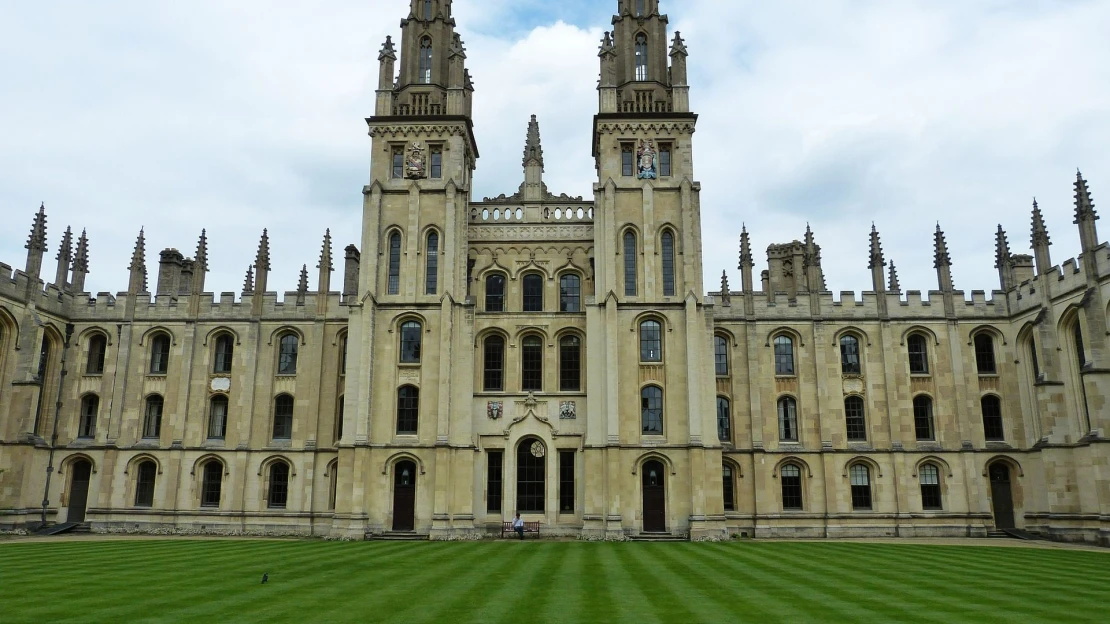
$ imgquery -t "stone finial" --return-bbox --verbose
[128,228,148,293]
[194,229,209,273]
[669,31,688,57]
[1074,170,1100,253]
[868,224,885,270]
[739,225,753,269]
[449,33,467,59]
[71,228,90,292]
[296,264,309,305]
[26,203,48,253]
[523,114,544,170]
[888,261,901,292]
[243,265,255,294]
[933,224,952,268]
[54,226,73,288]
[720,270,731,307]
[1031,198,1051,247]
[255,229,271,272]
[318,229,333,272]
[379,35,397,61]
[599,31,616,58]
[994,225,1012,270]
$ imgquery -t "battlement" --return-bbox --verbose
[711,288,1008,322]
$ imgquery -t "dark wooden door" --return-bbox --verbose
[392,461,416,532]
[989,464,1015,529]
[642,460,666,533]
[68,460,92,523]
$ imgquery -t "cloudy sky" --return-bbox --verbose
[2,0,1108,299]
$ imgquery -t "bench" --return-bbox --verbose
[501,521,541,539]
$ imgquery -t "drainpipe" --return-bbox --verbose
[40,323,75,526]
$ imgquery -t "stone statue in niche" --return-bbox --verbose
[636,139,657,179]
[487,401,503,420]
[406,141,427,179]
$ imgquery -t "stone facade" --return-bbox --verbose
[1,0,1108,544]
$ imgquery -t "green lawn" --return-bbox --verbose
[1,539,1106,623]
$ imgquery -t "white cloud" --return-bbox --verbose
[1,0,1108,298]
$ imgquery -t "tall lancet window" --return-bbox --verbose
[425,231,439,295]
[424,0,433,20]
[636,0,645,17]
[635,34,648,81]
[388,232,402,295]
[419,37,433,84]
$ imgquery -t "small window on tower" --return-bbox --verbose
[621,144,634,177]
[424,0,433,20]
[392,147,404,179]
[419,37,433,84]
[636,0,645,17]
[635,34,648,81]
[430,146,442,178]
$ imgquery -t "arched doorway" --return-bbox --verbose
[68,460,92,523]
[392,461,416,532]
[642,460,666,533]
[989,463,1015,529]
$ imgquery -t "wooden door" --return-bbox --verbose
[989,463,1015,529]
[642,460,666,533]
[392,461,416,532]
[68,460,92,523]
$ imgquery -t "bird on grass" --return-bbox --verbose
[261,573,268,585]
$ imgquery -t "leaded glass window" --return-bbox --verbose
[517,439,545,513]
[661,231,676,296]
[485,273,506,311]
[974,333,996,375]
[278,334,299,375]
[908,334,929,374]
[522,273,543,312]
[387,232,402,295]
[641,386,663,435]
[640,320,662,362]
[268,462,289,509]
[521,336,543,392]
[400,321,422,363]
[840,335,861,375]
[559,335,581,392]
[714,335,729,376]
[483,335,504,391]
[982,395,1004,441]
[559,274,581,312]
[208,395,228,440]
[920,464,942,510]
[623,231,637,295]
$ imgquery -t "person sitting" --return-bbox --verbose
[512,513,525,540]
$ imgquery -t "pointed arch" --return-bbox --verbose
[631,451,676,476]
[899,325,940,346]
[967,325,1006,347]
[190,454,229,476]
[772,456,813,478]
[722,456,744,478]
[257,454,297,477]
[912,455,953,478]
[842,456,883,479]
[831,326,872,347]
[202,326,242,347]
[381,451,427,476]
[138,326,177,346]
[124,453,164,475]
[267,326,306,346]
[58,453,97,475]
[983,455,1023,478]
[0,305,19,340]
[76,326,113,347]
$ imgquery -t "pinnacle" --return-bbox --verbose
[26,202,48,251]
[868,225,885,269]
[243,265,255,293]
[523,114,544,170]
[379,35,396,60]
[255,229,271,270]
[57,226,73,261]
[298,264,309,293]
[669,31,688,57]
[888,262,901,292]
[195,229,209,271]
[994,225,1012,269]
[319,229,334,271]
[933,224,951,268]
[73,229,90,273]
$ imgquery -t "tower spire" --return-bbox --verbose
[71,229,89,293]
[54,226,73,289]
[934,223,954,291]
[128,228,148,294]
[521,115,546,201]
[995,225,1014,290]
[1031,198,1052,275]
[25,203,48,279]
[1074,170,1099,253]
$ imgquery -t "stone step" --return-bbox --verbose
[366,531,427,542]
[628,532,688,542]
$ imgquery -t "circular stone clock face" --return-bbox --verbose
[530,441,545,458]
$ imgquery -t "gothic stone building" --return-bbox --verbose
[1,0,1109,544]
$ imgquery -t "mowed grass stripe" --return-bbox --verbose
[614,543,701,622]
[625,545,741,622]
[452,542,553,624]
[578,539,622,623]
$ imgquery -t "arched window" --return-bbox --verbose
[634,33,648,81]
[273,394,294,440]
[79,395,98,438]
[840,335,861,375]
[339,334,348,376]
[913,396,934,441]
[335,396,345,443]
[424,0,433,20]
[483,335,505,391]
[522,273,544,312]
[559,274,581,312]
[636,0,646,17]
[559,335,581,392]
[268,462,290,509]
[722,464,735,512]
[850,464,872,510]
[278,334,299,375]
[1074,322,1087,368]
[661,231,676,297]
[425,231,439,295]
[208,395,228,440]
[780,464,802,510]
[907,334,929,374]
[150,334,170,375]
[400,321,422,363]
[419,37,433,84]
[845,396,866,442]
[201,461,223,508]
[517,439,545,513]
[1029,336,1041,381]
[714,335,729,376]
[717,396,731,443]
[974,333,996,375]
[774,335,795,376]
[623,231,637,296]
[485,273,506,312]
[397,386,419,434]
[521,335,543,392]
[640,320,662,362]
[920,464,942,510]
[143,395,163,439]
[387,232,402,295]
[135,460,156,507]
[641,385,663,434]
[778,397,798,441]
[982,396,1004,441]
[86,334,106,375]
[213,334,234,374]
